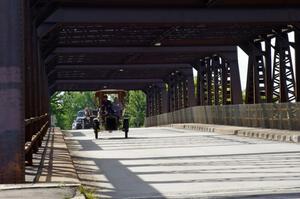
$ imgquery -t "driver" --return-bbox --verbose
[100,95,113,117]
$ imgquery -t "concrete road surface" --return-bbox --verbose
[64,127,300,199]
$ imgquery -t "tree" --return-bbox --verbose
[50,91,96,129]
[125,91,146,127]
[50,90,147,129]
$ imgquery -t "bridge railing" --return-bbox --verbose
[25,113,50,165]
[145,103,300,131]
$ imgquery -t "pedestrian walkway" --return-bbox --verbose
[0,128,81,199]
[27,127,79,184]
[64,127,300,198]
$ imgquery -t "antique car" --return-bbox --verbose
[93,89,129,139]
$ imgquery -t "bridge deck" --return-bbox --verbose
[65,127,300,198]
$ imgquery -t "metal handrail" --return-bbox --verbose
[25,113,48,126]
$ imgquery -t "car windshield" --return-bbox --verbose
[77,111,85,117]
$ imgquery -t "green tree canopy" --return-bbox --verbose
[50,92,96,129]
[124,91,146,127]
[50,90,146,129]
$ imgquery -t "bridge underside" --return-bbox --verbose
[1,0,300,183]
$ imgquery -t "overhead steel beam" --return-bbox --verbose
[54,64,192,70]
[54,81,161,91]
[53,46,237,54]
[55,79,164,84]
[37,22,57,37]
[45,7,300,24]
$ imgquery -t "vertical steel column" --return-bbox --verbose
[152,87,156,115]
[167,76,175,112]
[31,25,41,154]
[245,42,267,104]
[196,60,206,105]
[34,27,43,140]
[272,33,296,102]
[171,76,176,112]
[194,62,201,106]
[150,90,153,117]
[182,68,196,107]
[265,38,273,103]
[146,92,149,117]
[150,88,155,116]
[212,56,220,105]
[155,86,159,115]
[157,85,163,114]
[220,58,229,105]
[161,84,168,113]
[24,0,33,144]
[245,47,254,104]
[24,0,36,165]
[295,28,300,102]
[147,90,151,116]
[174,75,179,110]
[225,49,243,104]
[0,0,25,183]
[206,58,212,105]
[183,77,188,108]
[167,80,171,112]
[177,73,183,109]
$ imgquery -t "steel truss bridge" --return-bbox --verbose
[1,0,300,183]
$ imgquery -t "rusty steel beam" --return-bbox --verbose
[265,38,273,103]
[0,0,25,183]
[53,79,164,91]
[55,79,163,84]
[161,84,169,113]
[181,69,196,107]
[54,64,192,70]
[45,7,300,24]
[194,60,206,106]
[53,46,237,54]
[55,83,154,91]
[272,33,296,102]
[244,42,267,104]
[24,0,34,148]
[227,60,243,104]
[295,28,300,102]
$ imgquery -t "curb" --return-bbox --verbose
[166,123,300,143]
[0,183,80,191]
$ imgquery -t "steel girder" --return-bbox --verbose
[146,83,167,116]
[272,32,296,103]
[0,0,25,184]
[166,68,195,112]
[45,7,300,24]
[195,54,241,106]
[296,27,300,102]
[244,42,268,104]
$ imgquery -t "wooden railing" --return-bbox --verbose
[25,113,49,165]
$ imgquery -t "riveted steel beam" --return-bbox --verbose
[0,0,25,184]
[45,8,300,24]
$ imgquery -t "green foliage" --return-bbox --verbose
[50,92,96,129]
[124,91,146,127]
[50,90,146,129]
[78,185,97,199]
